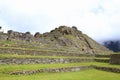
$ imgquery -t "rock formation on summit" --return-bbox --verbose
[0,26,111,55]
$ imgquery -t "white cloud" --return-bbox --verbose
[0,19,11,33]
[0,0,120,42]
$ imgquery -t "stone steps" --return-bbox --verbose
[94,59,109,63]
[0,58,94,65]
[92,65,120,73]
[95,54,110,58]
[0,47,93,57]
[9,66,92,75]
[9,65,120,75]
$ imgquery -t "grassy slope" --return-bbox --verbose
[0,62,92,73]
[0,69,120,80]
[0,54,93,59]
[0,62,120,73]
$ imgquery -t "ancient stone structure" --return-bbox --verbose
[0,26,111,55]
[10,66,92,75]
[0,47,93,57]
[94,59,109,63]
[93,66,120,73]
[10,65,120,75]
[0,26,119,76]
[7,30,34,42]
[0,58,93,65]
[110,54,120,64]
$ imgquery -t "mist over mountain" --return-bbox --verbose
[104,40,120,52]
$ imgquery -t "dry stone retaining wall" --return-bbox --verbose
[10,66,92,75]
[93,66,120,73]
[94,59,109,63]
[0,48,93,57]
[0,58,94,65]
[110,54,120,64]
[9,65,120,75]
[95,54,110,58]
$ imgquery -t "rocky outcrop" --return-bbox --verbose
[0,25,111,55]
[7,30,34,42]
[34,32,42,38]
[0,33,8,40]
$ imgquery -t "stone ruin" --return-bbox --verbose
[0,25,111,55]
[110,54,120,64]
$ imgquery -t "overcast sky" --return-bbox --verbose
[0,0,120,43]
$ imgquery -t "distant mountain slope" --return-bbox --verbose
[104,40,120,52]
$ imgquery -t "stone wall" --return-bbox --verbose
[110,54,120,64]
[95,54,110,58]
[94,59,109,63]
[10,66,92,75]
[0,33,8,40]
[93,66,120,73]
[9,65,120,75]
[0,58,93,65]
[7,30,35,42]
[0,48,93,57]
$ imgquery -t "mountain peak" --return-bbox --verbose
[0,26,112,55]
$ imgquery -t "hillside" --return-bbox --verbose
[0,26,120,80]
[0,26,111,55]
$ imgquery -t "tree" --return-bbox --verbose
[0,26,1,29]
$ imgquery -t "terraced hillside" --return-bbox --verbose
[0,26,119,80]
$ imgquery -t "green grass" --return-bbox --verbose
[0,46,82,54]
[0,62,92,73]
[95,57,110,60]
[0,62,120,73]
[0,54,93,59]
[0,40,15,45]
[0,61,120,80]
[0,69,120,80]
[92,62,120,69]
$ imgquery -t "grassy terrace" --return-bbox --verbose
[0,54,94,59]
[0,69,120,80]
[0,62,120,73]
[0,46,86,55]
[0,62,92,73]
[92,62,120,69]
[94,58,110,60]
[0,54,110,60]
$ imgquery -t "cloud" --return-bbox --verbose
[0,0,120,42]
[0,19,11,33]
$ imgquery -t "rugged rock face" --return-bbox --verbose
[7,30,34,42]
[0,26,111,54]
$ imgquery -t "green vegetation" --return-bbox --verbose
[0,69,120,80]
[95,58,110,60]
[0,62,92,73]
[0,46,82,54]
[0,62,120,73]
[0,40,15,45]
[0,25,119,80]
[92,62,120,69]
[0,54,93,59]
